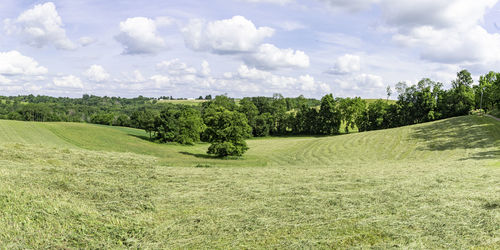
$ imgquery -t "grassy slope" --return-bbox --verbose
[0,116,498,248]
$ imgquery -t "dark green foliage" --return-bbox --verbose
[339,97,366,133]
[114,114,131,127]
[318,94,341,135]
[357,100,390,131]
[201,95,237,112]
[397,78,441,125]
[253,113,273,137]
[0,69,489,143]
[475,71,500,111]
[90,112,115,126]
[238,98,259,135]
[204,107,252,157]
[153,106,205,145]
[131,108,156,139]
[438,70,475,117]
[292,104,319,134]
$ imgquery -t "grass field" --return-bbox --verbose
[0,115,498,248]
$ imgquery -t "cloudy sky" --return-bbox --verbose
[1,0,500,98]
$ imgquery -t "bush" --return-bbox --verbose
[207,141,248,157]
[203,106,252,157]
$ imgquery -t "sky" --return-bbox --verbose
[1,0,500,99]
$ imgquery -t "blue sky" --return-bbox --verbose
[1,0,500,98]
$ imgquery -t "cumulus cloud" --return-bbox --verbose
[125,70,146,83]
[53,75,84,89]
[150,74,172,88]
[326,54,361,75]
[381,0,496,29]
[4,2,77,50]
[331,73,385,97]
[378,0,500,64]
[115,17,167,54]
[221,65,330,94]
[247,43,310,69]
[0,51,48,76]
[78,36,96,47]
[355,73,384,88]
[156,59,197,75]
[84,65,110,82]
[0,75,12,84]
[201,60,211,76]
[182,16,274,53]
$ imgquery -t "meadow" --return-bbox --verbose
[0,115,498,248]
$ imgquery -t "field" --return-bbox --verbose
[0,115,498,248]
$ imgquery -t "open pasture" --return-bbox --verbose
[0,115,498,248]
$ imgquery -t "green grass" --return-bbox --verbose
[489,108,500,118]
[0,116,499,248]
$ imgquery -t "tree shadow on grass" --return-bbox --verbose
[127,133,152,142]
[179,151,219,159]
[459,150,500,161]
[409,116,499,160]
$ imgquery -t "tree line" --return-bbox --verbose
[0,69,498,157]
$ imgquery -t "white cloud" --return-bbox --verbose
[182,16,274,53]
[331,73,385,97]
[53,75,84,89]
[150,75,172,88]
[0,51,48,76]
[115,17,167,54]
[84,65,110,82]
[355,73,384,88]
[381,0,496,29]
[248,43,310,69]
[222,64,330,94]
[327,54,361,75]
[201,60,211,76]
[4,2,77,50]
[128,70,146,82]
[78,36,96,47]
[0,75,12,84]
[156,59,197,75]
[379,0,500,64]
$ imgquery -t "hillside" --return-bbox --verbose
[0,116,498,248]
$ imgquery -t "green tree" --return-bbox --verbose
[475,71,499,111]
[318,94,341,135]
[204,107,252,157]
[131,109,156,139]
[153,106,205,145]
[448,70,475,116]
[253,112,273,137]
[238,98,259,135]
[339,97,366,133]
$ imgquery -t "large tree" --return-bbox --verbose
[204,107,252,157]
[153,106,205,145]
[446,70,475,116]
[318,94,341,135]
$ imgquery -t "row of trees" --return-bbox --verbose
[0,70,498,156]
[140,70,499,157]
